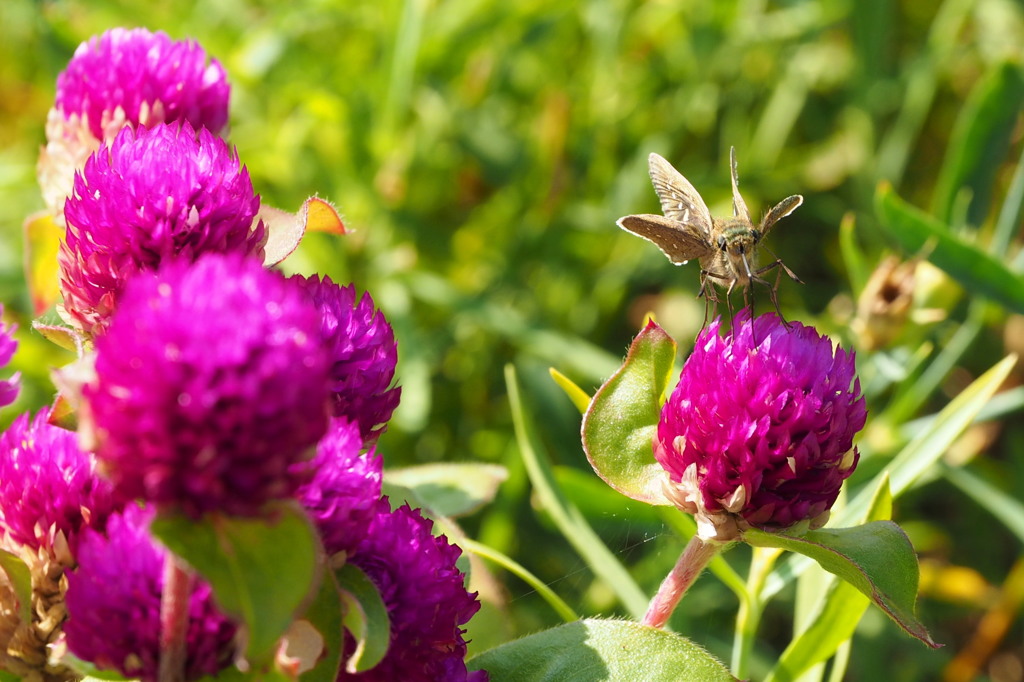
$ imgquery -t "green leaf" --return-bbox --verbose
[466,619,736,681]
[875,182,1024,313]
[745,522,938,648]
[295,569,344,682]
[0,549,33,624]
[60,652,134,681]
[549,367,592,414]
[383,463,507,517]
[506,364,649,619]
[336,563,390,674]
[932,61,1024,226]
[31,321,83,355]
[151,502,322,663]
[581,321,677,505]
[766,479,894,682]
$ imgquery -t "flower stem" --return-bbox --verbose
[642,535,723,628]
[731,546,782,678]
[158,554,195,682]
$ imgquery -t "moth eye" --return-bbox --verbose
[717,235,727,250]
[750,229,761,240]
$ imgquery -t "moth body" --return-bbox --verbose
[617,148,802,318]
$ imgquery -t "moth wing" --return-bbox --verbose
[647,153,713,236]
[729,147,752,222]
[759,194,803,239]
[617,213,714,265]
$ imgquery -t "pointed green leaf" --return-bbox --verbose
[151,502,322,663]
[932,61,1024,226]
[581,321,676,505]
[549,367,592,414]
[295,570,344,682]
[61,653,133,681]
[383,463,507,517]
[875,182,1024,313]
[766,479,894,682]
[0,549,33,624]
[745,522,938,648]
[32,322,84,355]
[466,619,736,681]
[336,563,390,674]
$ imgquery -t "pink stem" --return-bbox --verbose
[642,535,722,629]
[158,554,195,682]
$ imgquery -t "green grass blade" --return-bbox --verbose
[460,536,579,623]
[931,61,1024,226]
[505,364,649,619]
[941,463,1024,545]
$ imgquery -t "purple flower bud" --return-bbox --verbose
[0,409,116,557]
[291,275,400,444]
[55,28,229,141]
[59,122,265,336]
[40,27,230,216]
[347,499,485,681]
[295,417,383,556]
[64,505,237,682]
[0,305,17,408]
[83,254,331,517]
[655,313,866,541]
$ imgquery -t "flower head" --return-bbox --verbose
[59,122,265,335]
[40,27,230,216]
[0,409,117,558]
[83,253,331,517]
[655,313,866,541]
[291,276,400,444]
[64,505,237,682]
[296,418,383,557]
[347,499,485,682]
[0,306,17,408]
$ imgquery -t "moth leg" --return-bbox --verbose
[696,270,724,330]
[749,263,790,328]
[755,246,802,284]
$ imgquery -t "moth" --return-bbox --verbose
[617,148,802,319]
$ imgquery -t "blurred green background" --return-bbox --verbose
[2,1,1023,680]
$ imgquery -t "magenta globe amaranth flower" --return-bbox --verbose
[83,254,331,517]
[0,305,17,407]
[64,505,237,682]
[0,409,116,558]
[296,418,383,557]
[292,275,400,444]
[347,499,485,681]
[655,313,866,541]
[59,122,266,335]
[39,27,230,216]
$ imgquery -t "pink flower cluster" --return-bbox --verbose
[1,27,481,682]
